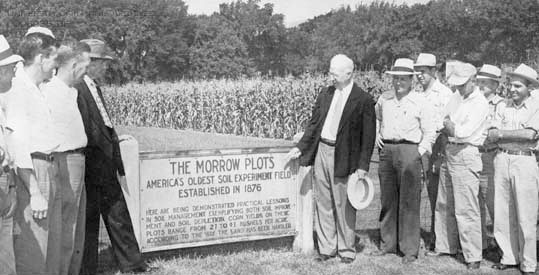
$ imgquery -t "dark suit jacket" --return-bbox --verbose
[296,83,376,177]
[76,78,125,185]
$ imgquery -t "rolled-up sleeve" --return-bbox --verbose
[418,100,436,154]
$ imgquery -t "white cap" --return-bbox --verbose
[0,35,23,67]
[447,62,476,86]
[414,53,436,67]
[25,26,55,39]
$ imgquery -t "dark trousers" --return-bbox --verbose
[378,143,422,257]
[80,178,144,274]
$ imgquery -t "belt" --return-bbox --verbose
[382,139,418,145]
[31,152,55,162]
[478,147,497,153]
[498,148,535,156]
[320,137,336,147]
[447,141,475,146]
[62,147,85,155]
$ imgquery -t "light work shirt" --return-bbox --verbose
[420,79,453,131]
[375,90,436,155]
[493,96,539,151]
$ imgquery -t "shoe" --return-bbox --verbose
[467,261,480,270]
[340,257,354,264]
[369,250,387,256]
[314,254,332,262]
[129,265,154,274]
[402,256,417,264]
[521,272,535,275]
[491,263,518,270]
[424,251,442,257]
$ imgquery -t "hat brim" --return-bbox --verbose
[413,63,436,68]
[0,54,23,67]
[447,75,472,86]
[89,53,113,60]
[507,72,539,86]
[347,175,374,210]
[476,75,501,82]
[385,71,420,76]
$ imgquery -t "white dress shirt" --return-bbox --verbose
[42,76,87,152]
[2,69,59,169]
[444,88,489,146]
[83,75,113,128]
[320,81,353,141]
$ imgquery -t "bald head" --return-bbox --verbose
[329,54,354,89]
[330,54,354,73]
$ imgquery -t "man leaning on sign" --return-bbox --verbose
[285,54,376,264]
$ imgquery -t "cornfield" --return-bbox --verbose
[105,72,392,139]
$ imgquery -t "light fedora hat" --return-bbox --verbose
[347,174,375,210]
[0,35,23,67]
[414,53,436,67]
[477,64,502,81]
[81,39,114,60]
[507,64,539,86]
[447,61,476,86]
[25,26,55,39]
[385,58,420,75]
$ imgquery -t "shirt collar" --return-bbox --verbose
[336,80,353,94]
[84,75,96,88]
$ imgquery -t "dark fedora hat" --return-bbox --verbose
[80,39,113,60]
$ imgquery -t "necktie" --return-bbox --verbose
[328,90,345,137]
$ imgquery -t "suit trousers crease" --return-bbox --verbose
[378,143,422,257]
[81,174,144,275]
[479,150,495,248]
[14,158,62,275]
[493,153,538,272]
[313,142,356,259]
[434,144,482,262]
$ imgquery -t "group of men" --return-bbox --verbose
[0,27,149,275]
[287,53,539,274]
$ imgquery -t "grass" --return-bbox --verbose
[97,126,525,275]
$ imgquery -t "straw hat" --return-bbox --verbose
[446,62,476,86]
[347,174,374,210]
[0,35,23,67]
[477,64,502,81]
[414,53,436,68]
[385,58,420,76]
[507,64,539,86]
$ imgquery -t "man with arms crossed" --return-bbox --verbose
[286,54,376,263]
[488,64,539,275]
[427,62,489,270]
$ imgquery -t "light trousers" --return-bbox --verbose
[434,144,482,263]
[313,142,356,259]
[493,152,539,273]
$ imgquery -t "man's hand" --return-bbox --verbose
[284,147,301,164]
[30,192,48,219]
[443,118,455,137]
[375,135,385,149]
[354,169,368,179]
[0,187,16,218]
[487,129,501,143]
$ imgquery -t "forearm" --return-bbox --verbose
[496,129,537,142]
[17,168,40,195]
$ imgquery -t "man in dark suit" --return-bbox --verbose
[75,39,147,274]
[285,54,376,263]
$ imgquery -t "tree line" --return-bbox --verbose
[0,0,537,84]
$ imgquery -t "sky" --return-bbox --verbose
[183,0,431,27]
